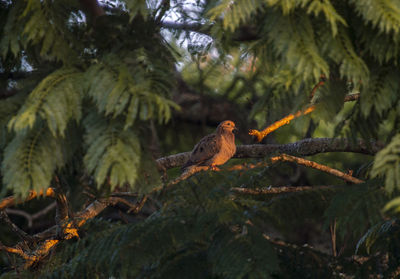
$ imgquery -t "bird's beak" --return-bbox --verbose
[233,127,238,134]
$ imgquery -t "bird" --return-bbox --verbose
[182,120,237,172]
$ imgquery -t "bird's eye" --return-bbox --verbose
[227,123,230,126]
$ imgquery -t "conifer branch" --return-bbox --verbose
[270,154,364,184]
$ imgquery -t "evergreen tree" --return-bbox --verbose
[1,0,400,278]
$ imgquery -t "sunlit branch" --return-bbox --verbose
[249,106,315,142]
[249,93,360,142]
[0,188,55,211]
[0,242,31,260]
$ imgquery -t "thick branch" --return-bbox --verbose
[156,138,383,170]
[16,196,134,268]
[270,154,364,184]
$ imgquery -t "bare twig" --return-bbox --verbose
[109,197,138,213]
[130,196,148,214]
[271,154,364,184]
[4,209,32,227]
[0,212,33,243]
[54,190,69,226]
[330,219,337,257]
[231,185,333,195]
[6,202,56,228]
[310,76,326,99]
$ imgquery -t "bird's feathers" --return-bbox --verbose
[182,120,237,171]
[182,134,221,169]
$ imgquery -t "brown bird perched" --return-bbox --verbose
[182,120,237,172]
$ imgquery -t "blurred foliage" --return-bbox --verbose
[1,0,400,277]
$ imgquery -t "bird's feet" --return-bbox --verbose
[210,165,220,171]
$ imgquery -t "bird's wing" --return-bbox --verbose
[184,134,222,168]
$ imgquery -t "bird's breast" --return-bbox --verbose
[211,134,236,165]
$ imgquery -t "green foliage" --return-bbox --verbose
[0,0,179,195]
[361,67,399,118]
[85,50,178,129]
[8,68,82,137]
[324,182,388,240]
[264,10,329,82]
[207,0,265,32]
[125,0,148,20]
[356,219,397,254]
[30,172,282,278]
[1,0,82,62]
[2,0,400,277]
[266,0,347,35]
[349,0,400,34]
[83,111,141,191]
[371,134,400,193]
[1,125,65,197]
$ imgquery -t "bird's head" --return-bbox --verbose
[217,120,238,134]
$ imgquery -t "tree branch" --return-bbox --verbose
[5,202,56,228]
[156,138,383,170]
[0,241,31,260]
[270,154,364,184]
[249,93,360,142]
[231,185,333,195]
[0,211,33,243]
[0,188,55,211]
[8,195,140,268]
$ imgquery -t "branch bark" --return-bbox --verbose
[5,202,56,228]
[0,211,34,243]
[156,138,383,170]
[270,154,364,184]
[231,185,333,195]
[0,188,55,211]
[249,93,360,142]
